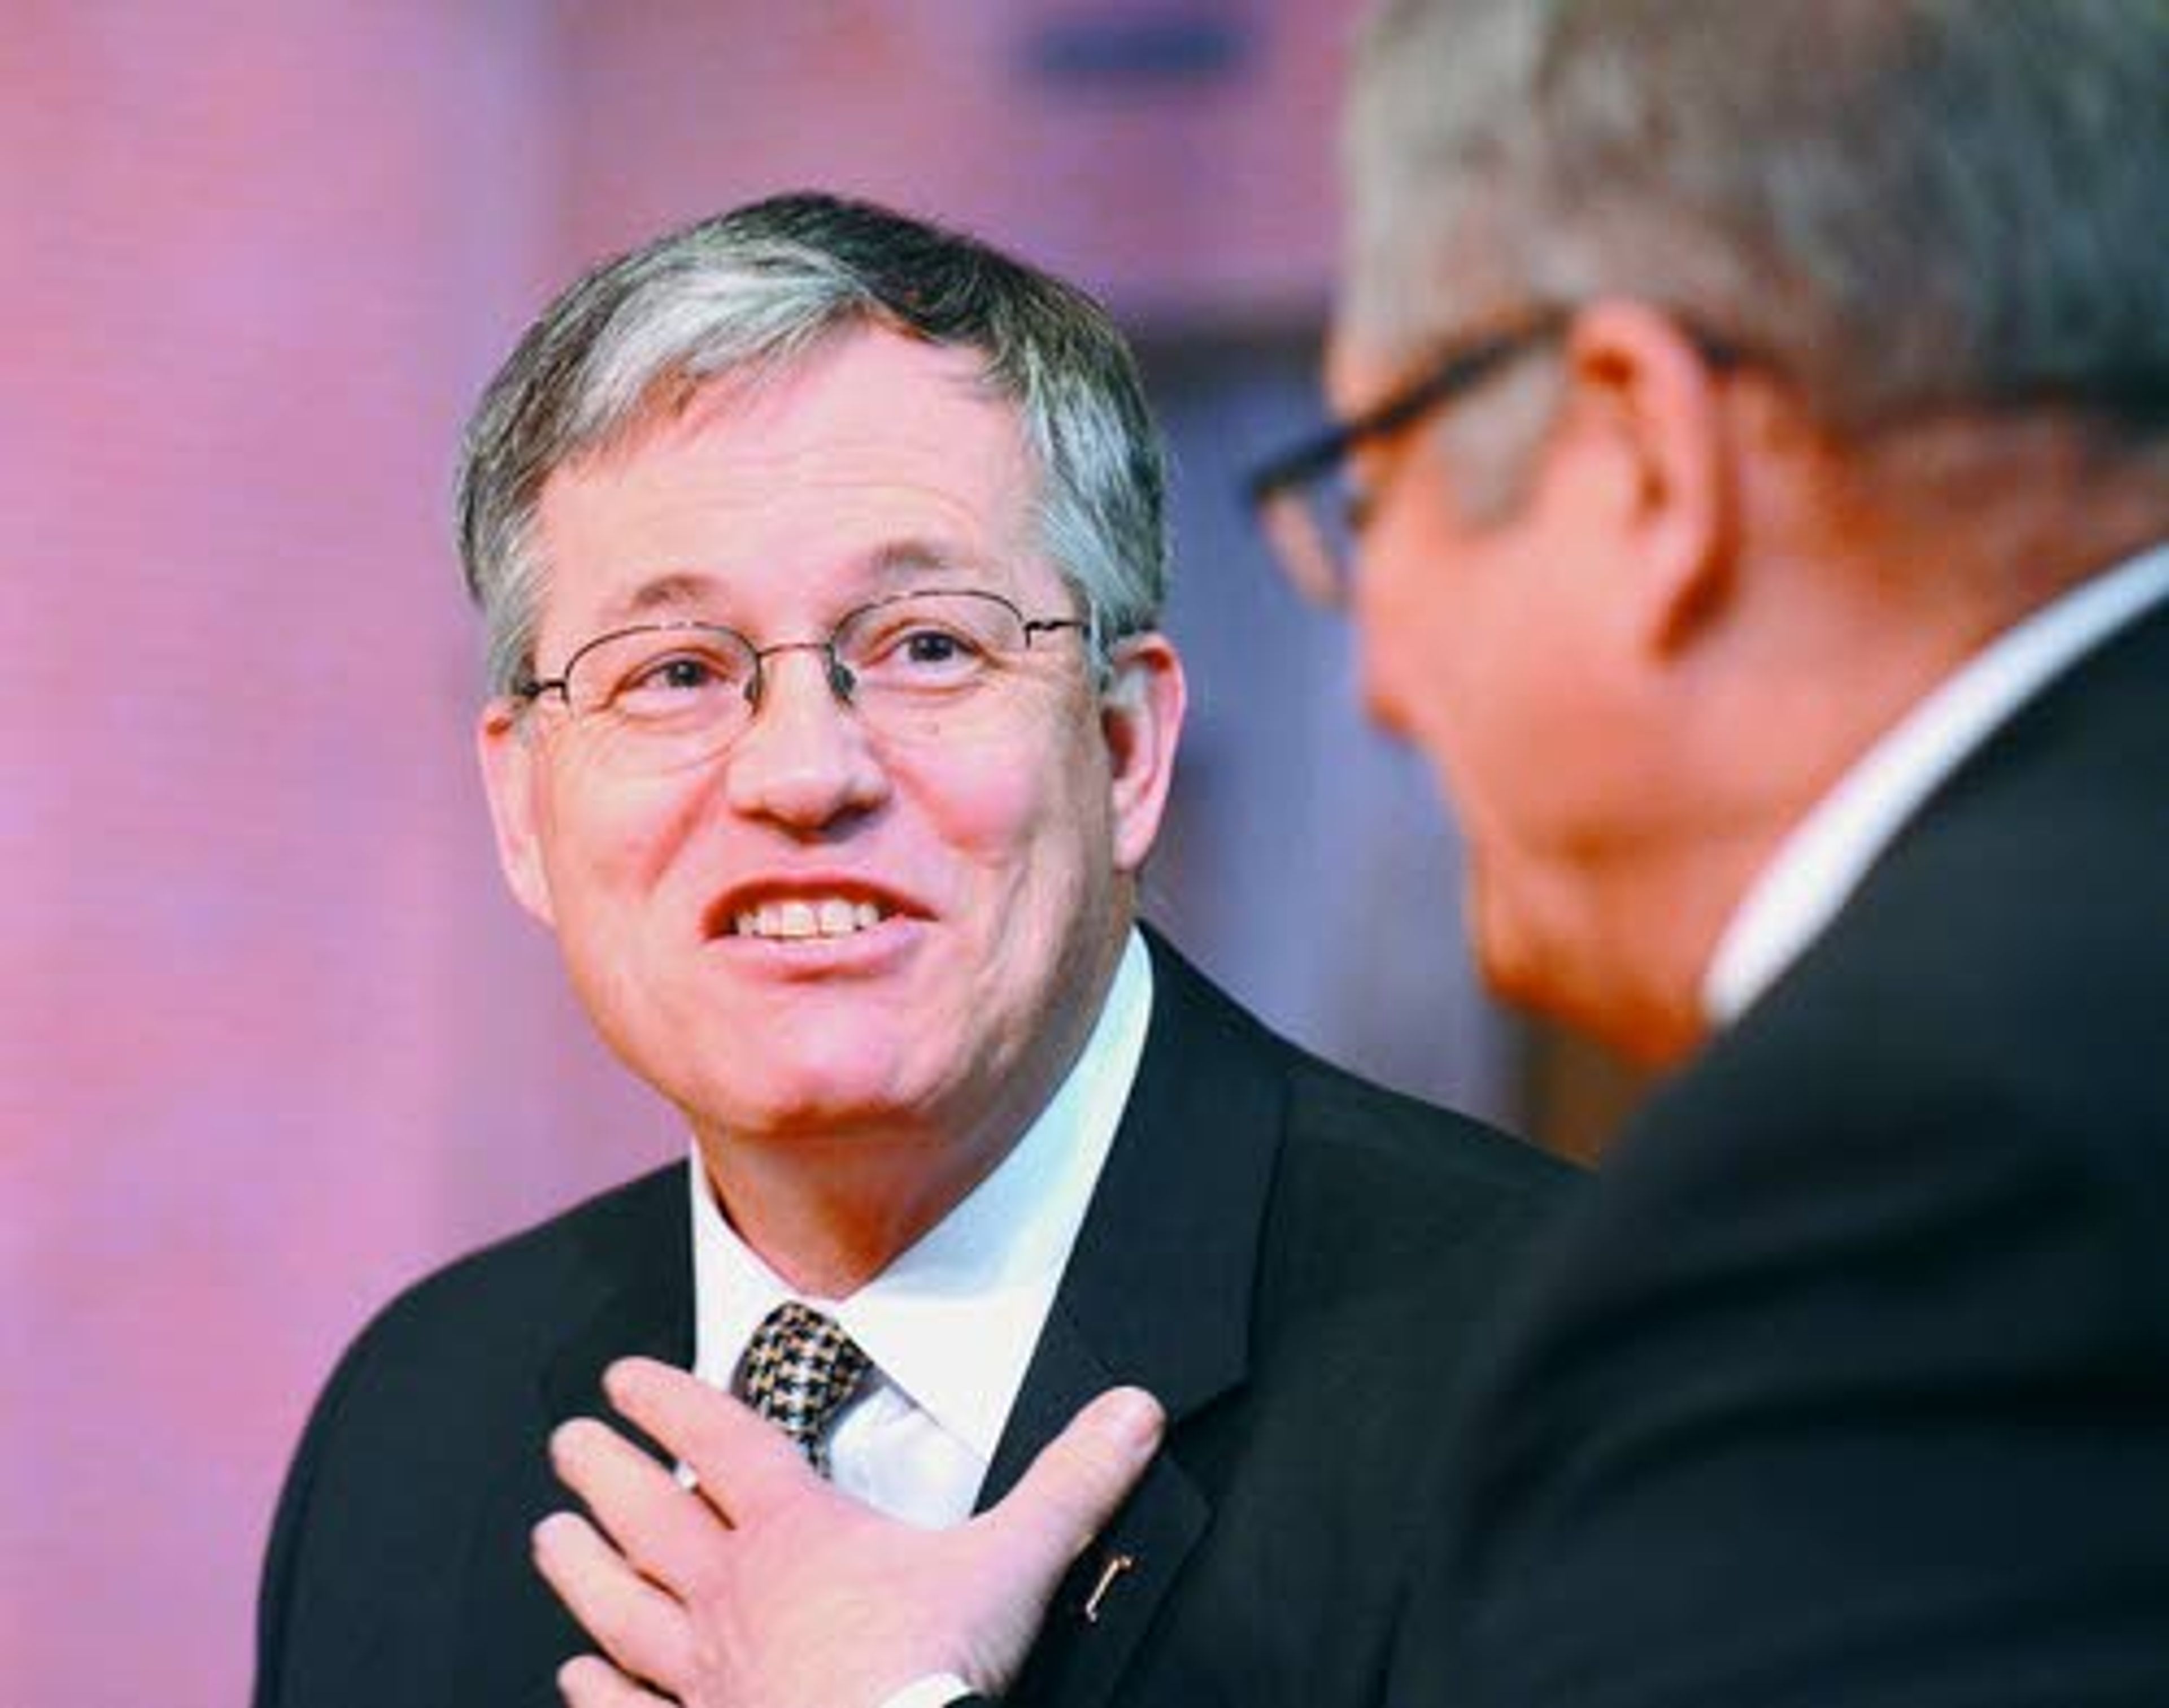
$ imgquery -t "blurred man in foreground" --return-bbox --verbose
[609,4,2169,1704]
[251,192,1569,1708]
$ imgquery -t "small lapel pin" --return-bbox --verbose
[1083,1550,1138,1624]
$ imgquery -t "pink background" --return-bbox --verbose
[2,5,1516,1700]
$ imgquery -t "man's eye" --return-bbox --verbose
[612,651,738,711]
[859,623,989,682]
[901,629,973,666]
[644,655,722,690]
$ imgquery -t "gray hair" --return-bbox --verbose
[1346,0,2169,437]
[455,193,1169,696]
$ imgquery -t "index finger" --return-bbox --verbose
[604,1357,821,1526]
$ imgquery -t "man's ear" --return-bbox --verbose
[1565,299,1735,655]
[476,700,557,928]
[1098,633,1187,875]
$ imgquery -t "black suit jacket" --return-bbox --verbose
[1413,599,2169,1706]
[255,933,1572,1708]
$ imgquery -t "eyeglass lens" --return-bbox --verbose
[546,589,1076,771]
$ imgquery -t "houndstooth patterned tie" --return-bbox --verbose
[737,1301,872,1477]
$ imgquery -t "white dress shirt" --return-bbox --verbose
[1703,541,2169,1026]
[687,927,1153,1527]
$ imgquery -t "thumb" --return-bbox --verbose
[977,1387,1164,1574]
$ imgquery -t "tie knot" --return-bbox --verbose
[737,1301,872,1476]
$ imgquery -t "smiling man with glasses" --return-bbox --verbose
[251,191,1570,1708]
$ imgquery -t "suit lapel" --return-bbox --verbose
[985,932,1287,1708]
[455,1164,696,1703]
[539,1168,698,1426]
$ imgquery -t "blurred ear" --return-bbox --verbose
[1564,299,1735,656]
[476,701,557,928]
[1098,633,1187,874]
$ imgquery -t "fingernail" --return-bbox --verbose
[1101,1388,1165,1453]
[549,1417,596,1470]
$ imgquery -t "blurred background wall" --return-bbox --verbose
[1,5,1622,1701]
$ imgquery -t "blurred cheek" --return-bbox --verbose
[1353,570,1436,744]
[1353,568,1505,853]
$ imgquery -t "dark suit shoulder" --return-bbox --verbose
[271,1159,686,1530]
[1282,1046,1575,1200]
[256,1164,686,1708]
[1809,596,2169,1162]
[1633,599,2169,1314]
[1139,928,1578,1324]
[1668,662,2169,1278]
[1146,920,1574,1201]
[331,1160,688,1380]
[1248,1048,1577,1383]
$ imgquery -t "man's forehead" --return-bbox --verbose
[567,534,1028,626]
[589,333,1019,473]
[539,339,1035,541]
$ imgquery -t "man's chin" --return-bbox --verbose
[1473,931,1560,1026]
[1467,881,1589,1036]
[1473,912,1693,1069]
[701,1076,918,1140]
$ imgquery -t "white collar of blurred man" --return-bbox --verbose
[688,930,1152,1528]
[477,327,1186,1299]
[1327,300,2169,1069]
[1704,541,2169,1024]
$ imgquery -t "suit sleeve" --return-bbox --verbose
[1417,1027,2169,1708]
[251,1322,375,1708]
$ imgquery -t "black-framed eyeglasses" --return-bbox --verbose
[1243,313,1568,607]
[514,587,1091,774]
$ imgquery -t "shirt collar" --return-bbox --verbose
[689,926,1155,1463]
[1704,541,2169,1027]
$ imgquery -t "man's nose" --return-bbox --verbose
[721,646,890,829]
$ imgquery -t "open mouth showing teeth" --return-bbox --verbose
[731,898,889,941]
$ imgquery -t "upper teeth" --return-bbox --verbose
[735,898,886,940]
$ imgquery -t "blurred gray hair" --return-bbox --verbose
[1346,0,2169,436]
[455,193,1169,696]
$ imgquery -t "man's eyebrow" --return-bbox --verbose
[590,541,1006,628]
[603,570,726,624]
[864,538,1001,585]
